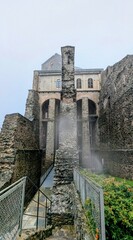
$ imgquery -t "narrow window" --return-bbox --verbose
[56,79,61,88]
[76,78,82,89]
[88,78,93,88]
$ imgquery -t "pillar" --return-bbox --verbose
[82,97,91,168]
[54,46,79,186]
[45,98,55,164]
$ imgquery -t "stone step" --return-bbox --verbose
[45,225,76,240]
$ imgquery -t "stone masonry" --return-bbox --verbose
[0,113,41,191]
[51,46,79,227]
[99,55,133,179]
[54,46,79,186]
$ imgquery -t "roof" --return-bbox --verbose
[41,53,61,71]
[41,53,82,71]
[40,53,103,75]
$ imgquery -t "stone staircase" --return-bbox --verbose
[45,225,76,240]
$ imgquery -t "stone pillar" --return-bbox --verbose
[61,46,75,100]
[45,98,55,164]
[82,97,91,168]
[51,46,79,227]
[54,46,79,186]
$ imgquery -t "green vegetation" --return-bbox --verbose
[81,170,133,240]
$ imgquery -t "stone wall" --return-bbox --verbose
[50,184,93,240]
[72,184,94,240]
[0,113,41,190]
[99,55,133,179]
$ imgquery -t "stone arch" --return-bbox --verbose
[77,97,97,114]
[42,99,49,119]
[41,98,61,119]
[88,99,96,115]
[76,95,98,115]
[40,98,60,157]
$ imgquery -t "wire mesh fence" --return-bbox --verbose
[0,175,52,239]
[0,177,26,240]
[73,168,106,240]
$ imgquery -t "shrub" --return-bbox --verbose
[82,170,133,240]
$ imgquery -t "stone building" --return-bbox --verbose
[0,46,133,191]
[24,48,133,179]
[25,50,102,170]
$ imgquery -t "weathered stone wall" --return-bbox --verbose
[61,46,75,99]
[72,184,94,240]
[54,46,79,186]
[0,113,41,190]
[99,55,133,179]
[50,184,93,240]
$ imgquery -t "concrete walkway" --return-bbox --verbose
[22,168,54,230]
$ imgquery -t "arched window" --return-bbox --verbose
[42,100,49,119]
[76,78,82,89]
[88,78,93,88]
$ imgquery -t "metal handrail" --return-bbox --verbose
[26,176,51,202]
[23,176,52,230]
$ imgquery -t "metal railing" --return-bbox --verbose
[73,168,106,240]
[0,177,26,240]
[23,176,52,230]
[0,176,52,240]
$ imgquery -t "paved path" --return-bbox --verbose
[41,168,54,188]
[22,169,54,229]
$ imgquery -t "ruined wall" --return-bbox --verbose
[99,55,133,179]
[0,113,41,190]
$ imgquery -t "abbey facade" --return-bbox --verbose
[25,52,102,167]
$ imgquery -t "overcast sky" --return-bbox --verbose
[0,0,133,128]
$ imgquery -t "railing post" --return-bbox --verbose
[45,198,47,228]
[100,189,106,240]
[36,191,40,230]
[19,177,26,236]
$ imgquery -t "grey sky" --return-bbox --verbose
[0,0,133,128]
